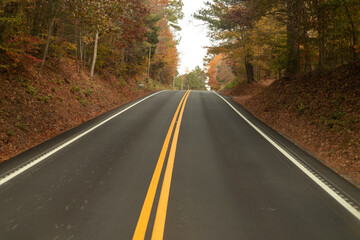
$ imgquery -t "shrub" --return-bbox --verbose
[84,89,93,97]
[70,86,80,93]
[26,85,37,96]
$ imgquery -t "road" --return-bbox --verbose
[0,90,359,240]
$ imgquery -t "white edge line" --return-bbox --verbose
[213,91,360,221]
[0,91,165,186]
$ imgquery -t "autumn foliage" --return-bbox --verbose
[0,0,184,163]
[196,0,360,84]
[151,18,179,85]
[0,0,182,85]
[207,54,234,90]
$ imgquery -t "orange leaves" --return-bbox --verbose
[207,54,234,90]
[207,54,222,90]
[151,18,179,84]
[354,45,360,53]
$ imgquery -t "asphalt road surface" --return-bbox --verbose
[0,90,359,240]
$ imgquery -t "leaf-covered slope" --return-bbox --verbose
[230,61,360,187]
[0,59,154,162]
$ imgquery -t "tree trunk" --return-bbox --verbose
[147,46,151,83]
[79,28,83,73]
[31,0,42,36]
[75,26,78,73]
[304,35,312,73]
[39,16,55,74]
[317,1,325,69]
[84,42,87,67]
[285,1,300,76]
[342,1,357,61]
[57,21,65,63]
[80,37,83,72]
[245,55,254,84]
[90,30,99,78]
[318,34,325,68]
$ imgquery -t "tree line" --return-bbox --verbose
[0,0,183,84]
[173,66,208,90]
[195,0,360,87]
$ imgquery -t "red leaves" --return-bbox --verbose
[4,34,42,64]
[25,54,42,63]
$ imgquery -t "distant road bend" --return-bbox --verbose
[0,90,359,240]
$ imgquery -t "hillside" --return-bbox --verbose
[223,61,360,187]
[0,59,156,162]
[0,0,183,163]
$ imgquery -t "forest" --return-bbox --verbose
[196,0,360,89]
[0,0,183,84]
[0,0,187,162]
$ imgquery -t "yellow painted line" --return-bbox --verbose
[132,90,190,240]
[151,91,191,240]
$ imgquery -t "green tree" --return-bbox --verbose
[186,66,207,90]
[173,75,185,90]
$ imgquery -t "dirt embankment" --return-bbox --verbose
[0,59,154,162]
[223,62,360,187]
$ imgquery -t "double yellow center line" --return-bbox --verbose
[132,90,191,240]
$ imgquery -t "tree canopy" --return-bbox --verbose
[0,0,183,84]
[185,66,207,90]
[196,0,360,85]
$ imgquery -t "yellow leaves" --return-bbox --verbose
[244,14,286,69]
[82,36,93,45]
[210,12,286,71]
[252,15,286,43]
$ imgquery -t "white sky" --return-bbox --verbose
[177,0,211,75]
